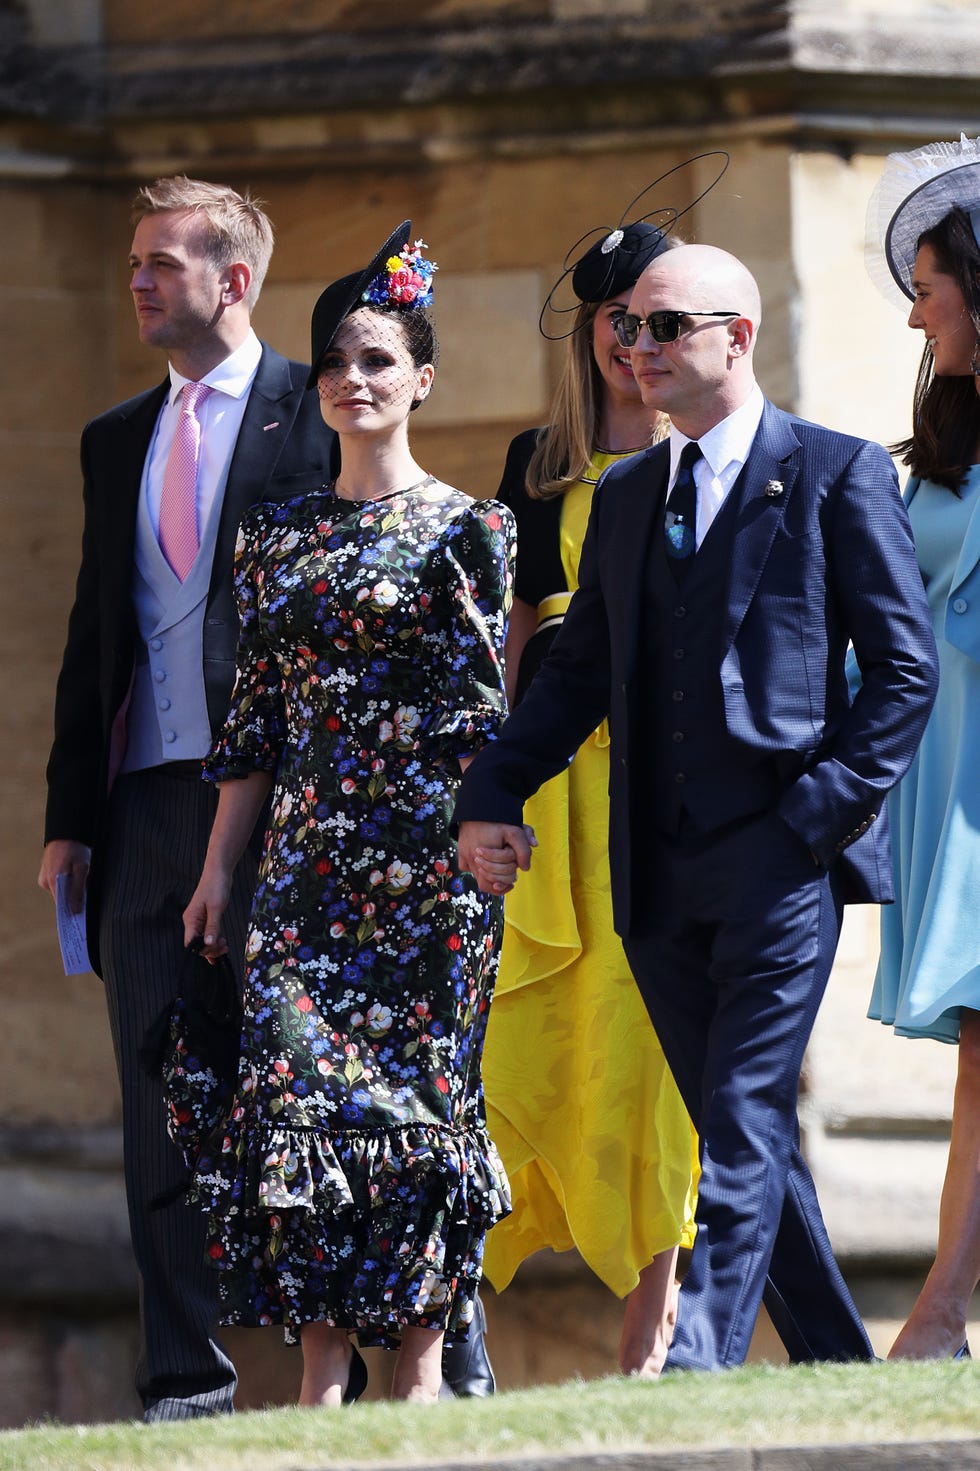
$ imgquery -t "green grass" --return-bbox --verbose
[2,1361,977,1471]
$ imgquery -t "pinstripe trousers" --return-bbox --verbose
[99,766,258,1421]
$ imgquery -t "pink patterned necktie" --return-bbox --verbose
[158,381,212,581]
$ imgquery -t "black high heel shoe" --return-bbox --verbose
[344,1345,368,1403]
[953,1342,971,1361]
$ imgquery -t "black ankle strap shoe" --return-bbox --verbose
[441,1292,495,1398]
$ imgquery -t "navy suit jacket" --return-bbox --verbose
[44,344,337,970]
[455,399,939,935]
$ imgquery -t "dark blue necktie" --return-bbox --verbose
[664,440,701,580]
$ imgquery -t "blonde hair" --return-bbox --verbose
[525,302,602,498]
[132,175,275,309]
[527,244,680,500]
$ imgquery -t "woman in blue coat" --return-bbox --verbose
[866,136,980,1360]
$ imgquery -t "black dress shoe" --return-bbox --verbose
[441,1291,495,1397]
[343,1345,368,1403]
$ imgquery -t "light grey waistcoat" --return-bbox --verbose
[121,486,227,772]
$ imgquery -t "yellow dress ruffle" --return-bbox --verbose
[482,456,699,1299]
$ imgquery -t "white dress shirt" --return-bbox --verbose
[667,384,766,549]
[142,328,263,537]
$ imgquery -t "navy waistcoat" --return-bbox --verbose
[639,471,783,837]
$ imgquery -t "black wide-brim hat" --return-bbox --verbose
[307,220,412,388]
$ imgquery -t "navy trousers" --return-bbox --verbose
[99,767,257,1420]
[624,809,874,1371]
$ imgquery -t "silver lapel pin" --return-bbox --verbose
[764,479,784,498]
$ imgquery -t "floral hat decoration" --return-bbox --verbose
[363,239,436,309]
[866,134,980,305]
[539,150,731,339]
[307,220,438,387]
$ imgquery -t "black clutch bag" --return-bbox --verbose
[139,939,243,1194]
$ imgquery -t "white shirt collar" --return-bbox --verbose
[669,383,765,481]
[166,328,263,406]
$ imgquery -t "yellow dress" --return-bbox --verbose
[482,452,699,1298]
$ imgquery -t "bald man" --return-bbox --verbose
[454,245,938,1371]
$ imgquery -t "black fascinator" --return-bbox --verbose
[308,220,435,387]
[539,151,730,340]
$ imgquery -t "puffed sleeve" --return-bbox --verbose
[203,508,287,782]
[422,498,516,758]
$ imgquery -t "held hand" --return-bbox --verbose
[473,826,538,894]
[38,839,91,914]
[182,868,233,960]
[458,822,536,895]
[473,843,521,894]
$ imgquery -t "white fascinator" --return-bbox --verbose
[866,134,980,304]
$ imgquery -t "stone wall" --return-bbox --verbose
[1,179,121,1128]
[1,0,978,1427]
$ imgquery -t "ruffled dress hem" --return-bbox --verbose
[192,1115,510,1347]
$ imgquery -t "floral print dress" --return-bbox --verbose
[194,479,516,1347]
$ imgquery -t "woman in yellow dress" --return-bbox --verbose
[481,203,699,1376]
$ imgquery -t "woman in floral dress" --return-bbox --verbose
[183,223,515,1405]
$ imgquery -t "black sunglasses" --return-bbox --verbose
[613,309,739,347]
